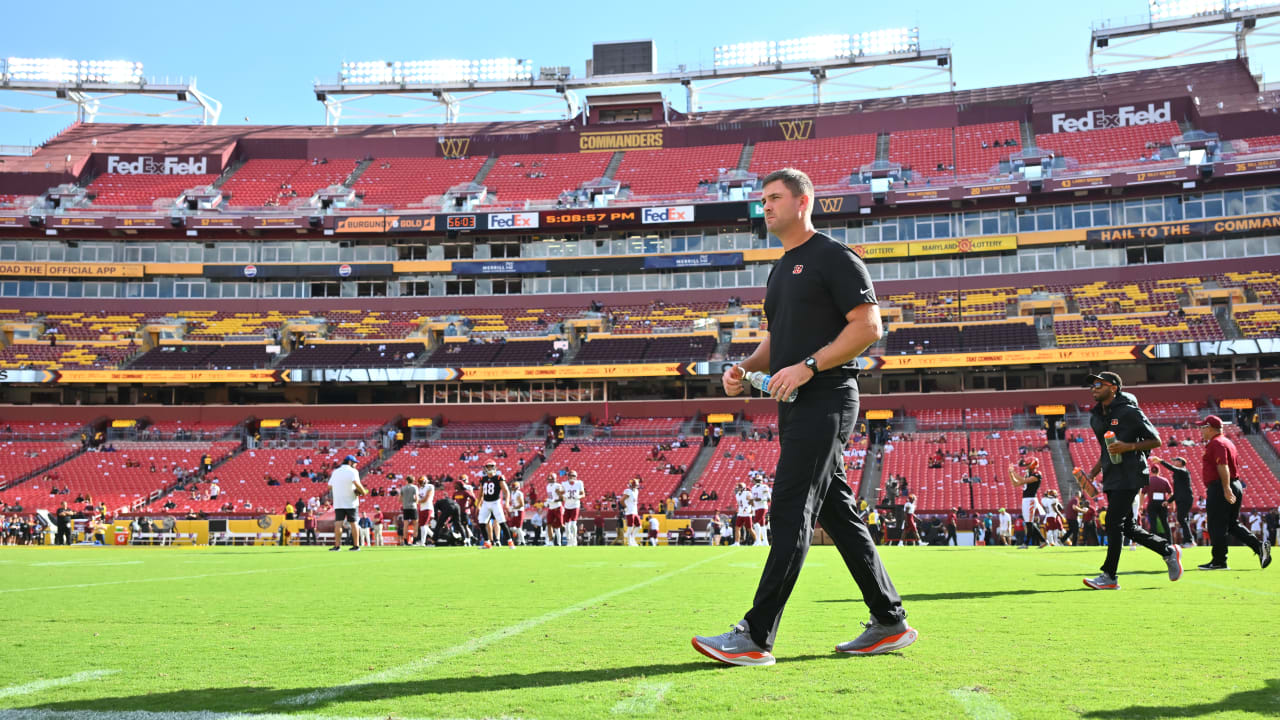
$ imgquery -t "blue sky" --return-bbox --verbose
[2,0,1275,146]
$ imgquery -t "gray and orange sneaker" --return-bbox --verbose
[691,620,775,666]
[835,617,918,655]
[1165,544,1183,581]
[1083,572,1119,590]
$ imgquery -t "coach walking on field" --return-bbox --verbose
[691,168,915,666]
[1195,414,1271,571]
[1079,372,1182,590]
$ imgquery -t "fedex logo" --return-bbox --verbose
[106,155,209,175]
[487,212,539,230]
[641,205,694,224]
[1050,101,1171,133]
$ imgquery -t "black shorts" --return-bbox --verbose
[334,508,357,523]
[402,508,418,521]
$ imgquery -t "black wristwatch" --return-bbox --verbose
[803,356,819,376]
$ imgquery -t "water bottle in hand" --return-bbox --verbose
[744,370,798,403]
[1104,431,1122,464]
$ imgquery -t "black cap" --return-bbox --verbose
[1085,372,1122,389]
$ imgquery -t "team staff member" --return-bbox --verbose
[1196,415,1271,571]
[1078,373,1181,589]
[328,455,367,552]
[1139,465,1175,546]
[1151,454,1196,546]
[399,480,419,546]
[692,168,914,666]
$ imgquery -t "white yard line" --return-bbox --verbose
[30,561,143,567]
[0,707,529,712]
[609,681,672,715]
[280,549,741,707]
[0,671,118,700]
[949,687,1014,720]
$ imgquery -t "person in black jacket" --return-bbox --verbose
[1078,372,1182,590]
[1150,454,1196,547]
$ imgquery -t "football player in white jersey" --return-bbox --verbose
[751,478,773,546]
[621,478,641,546]
[507,480,526,546]
[562,470,585,547]
[417,478,435,546]
[544,473,565,546]
[734,482,754,546]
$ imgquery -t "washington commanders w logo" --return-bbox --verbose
[817,197,844,213]
[439,137,471,159]
[779,120,813,141]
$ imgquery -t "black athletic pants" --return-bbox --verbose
[742,375,905,651]
[1146,502,1172,545]
[1174,495,1194,545]
[55,523,70,545]
[945,524,957,546]
[1101,488,1172,577]
[1064,518,1080,546]
[1207,480,1262,566]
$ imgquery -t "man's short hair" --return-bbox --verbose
[761,168,814,200]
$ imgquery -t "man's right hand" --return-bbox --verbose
[1224,486,1236,505]
[722,364,745,397]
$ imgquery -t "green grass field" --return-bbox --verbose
[0,543,1276,720]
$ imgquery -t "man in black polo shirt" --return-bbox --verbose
[691,168,913,666]
[1078,372,1182,590]
[1151,454,1195,547]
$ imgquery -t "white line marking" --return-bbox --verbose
[0,568,297,594]
[280,549,740,707]
[949,687,1014,720]
[0,670,118,700]
[610,681,672,715]
[30,561,143,567]
[0,711,529,720]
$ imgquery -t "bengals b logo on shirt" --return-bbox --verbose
[792,265,804,274]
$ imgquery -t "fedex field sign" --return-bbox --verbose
[1049,101,1172,133]
[641,205,694,224]
[105,155,210,175]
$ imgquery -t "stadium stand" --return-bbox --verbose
[277,342,426,368]
[0,442,80,488]
[127,345,276,370]
[373,443,542,491]
[145,448,377,516]
[85,172,219,207]
[543,441,700,513]
[1034,122,1182,167]
[4,441,239,514]
[1233,306,1280,338]
[877,431,1057,513]
[748,134,877,187]
[221,158,357,207]
[0,421,86,439]
[481,152,612,203]
[353,157,487,208]
[0,343,134,369]
[614,144,742,197]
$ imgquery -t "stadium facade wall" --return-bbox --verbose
[3,381,1274,425]
[0,255,1263,315]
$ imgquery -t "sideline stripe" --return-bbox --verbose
[610,681,672,715]
[0,568,298,595]
[0,671,118,700]
[0,707,529,712]
[280,549,741,707]
[31,561,143,568]
[949,688,1013,720]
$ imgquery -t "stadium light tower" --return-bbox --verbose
[0,57,222,124]
[1090,2,1280,73]
[313,30,951,125]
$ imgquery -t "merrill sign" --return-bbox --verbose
[1050,101,1171,133]
[106,155,209,175]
